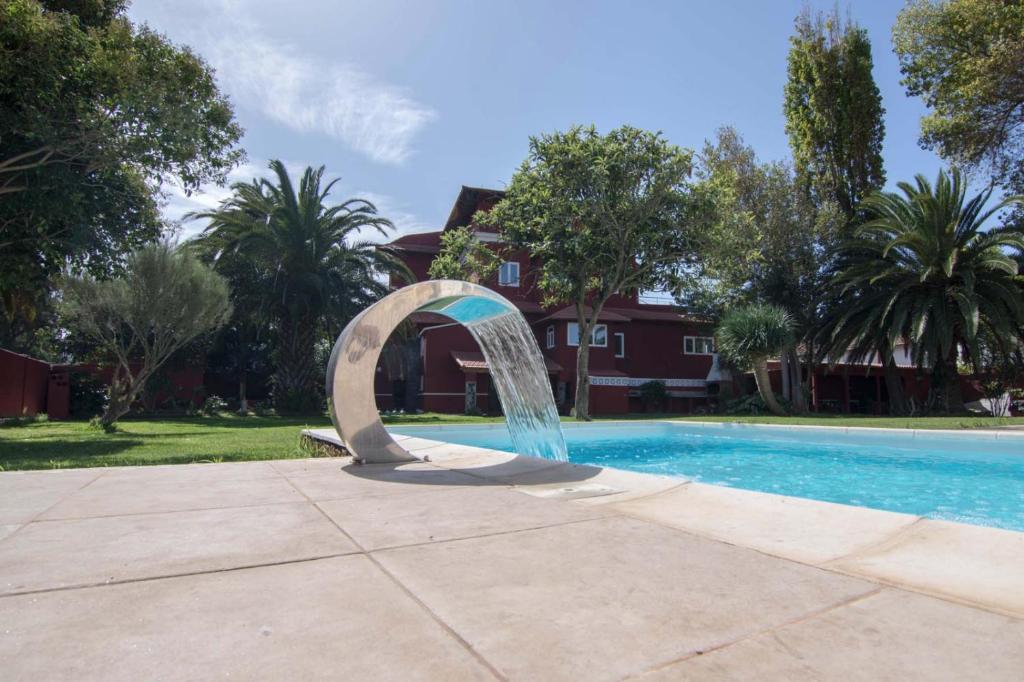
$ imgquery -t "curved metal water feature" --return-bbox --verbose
[326,280,568,464]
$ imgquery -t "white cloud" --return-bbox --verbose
[134,1,435,165]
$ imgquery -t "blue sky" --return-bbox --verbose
[128,0,944,241]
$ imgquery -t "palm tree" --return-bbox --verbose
[717,303,794,416]
[190,160,407,412]
[830,169,1023,413]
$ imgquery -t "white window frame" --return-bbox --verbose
[546,325,555,349]
[567,323,608,347]
[684,335,715,355]
[614,332,625,358]
[498,261,520,287]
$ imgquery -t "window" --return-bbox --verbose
[614,332,625,358]
[684,336,715,355]
[498,261,519,287]
[567,323,608,347]
[546,325,555,349]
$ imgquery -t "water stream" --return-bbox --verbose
[464,311,568,461]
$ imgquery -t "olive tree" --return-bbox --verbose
[60,242,232,425]
[479,125,705,420]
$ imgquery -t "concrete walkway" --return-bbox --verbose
[1,453,1021,680]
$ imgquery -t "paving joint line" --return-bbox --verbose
[288,481,508,681]
[0,469,109,546]
[622,586,886,680]
[822,516,926,566]
[0,550,362,599]
[25,499,310,524]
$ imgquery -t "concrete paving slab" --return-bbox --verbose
[640,588,1024,681]
[0,469,103,524]
[0,503,356,594]
[613,482,921,565]
[375,515,876,681]
[830,519,1024,616]
[320,486,608,551]
[0,555,494,681]
[268,456,351,475]
[0,524,19,542]
[39,469,305,519]
[97,460,283,481]
[284,461,489,501]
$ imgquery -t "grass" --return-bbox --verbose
[1,411,1022,471]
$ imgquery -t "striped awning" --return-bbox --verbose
[451,350,562,374]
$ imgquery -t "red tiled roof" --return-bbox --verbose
[536,305,632,324]
[386,231,442,254]
[451,350,562,373]
[444,186,505,230]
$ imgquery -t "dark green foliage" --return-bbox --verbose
[893,0,1024,229]
[784,8,885,221]
[828,168,1024,413]
[0,0,243,321]
[638,380,668,411]
[190,161,408,413]
[68,372,107,418]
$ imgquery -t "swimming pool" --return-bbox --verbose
[388,421,1024,532]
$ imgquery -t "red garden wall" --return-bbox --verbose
[0,348,52,418]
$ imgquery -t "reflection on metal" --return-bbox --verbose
[326,280,568,464]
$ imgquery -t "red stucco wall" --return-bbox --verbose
[0,348,51,417]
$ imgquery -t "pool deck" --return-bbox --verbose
[1,429,1022,680]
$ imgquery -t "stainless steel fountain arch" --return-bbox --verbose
[326,280,567,463]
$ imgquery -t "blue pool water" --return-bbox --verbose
[388,422,1024,532]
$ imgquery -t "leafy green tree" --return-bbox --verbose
[59,242,232,426]
[188,240,273,415]
[479,125,705,420]
[0,0,243,320]
[893,0,1024,228]
[190,161,407,412]
[784,8,886,222]
[831,169,1024,413]
[692,127,843,412]
[427,226,502,282]
[716,303,795,417]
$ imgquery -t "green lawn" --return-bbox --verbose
[1,411,1022,471]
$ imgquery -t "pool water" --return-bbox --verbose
[388,422,1024,532]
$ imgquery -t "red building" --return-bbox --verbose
[376,186,721,416]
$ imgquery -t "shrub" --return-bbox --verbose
[88,416,118,433]
[638,380,668,411]
[202,394,229,415]
[69,372,108,418]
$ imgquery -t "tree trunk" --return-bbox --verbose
[274,308,319,412]
[100,366,143,426]
[787,347,808,414]
[780,352,792,400]
[238,374,248,415]
[574,329,592,421]
[933,351,966,414]
[753,358,786,416]
[882,355,907,416]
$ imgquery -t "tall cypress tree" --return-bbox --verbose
[784,9,886,223]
